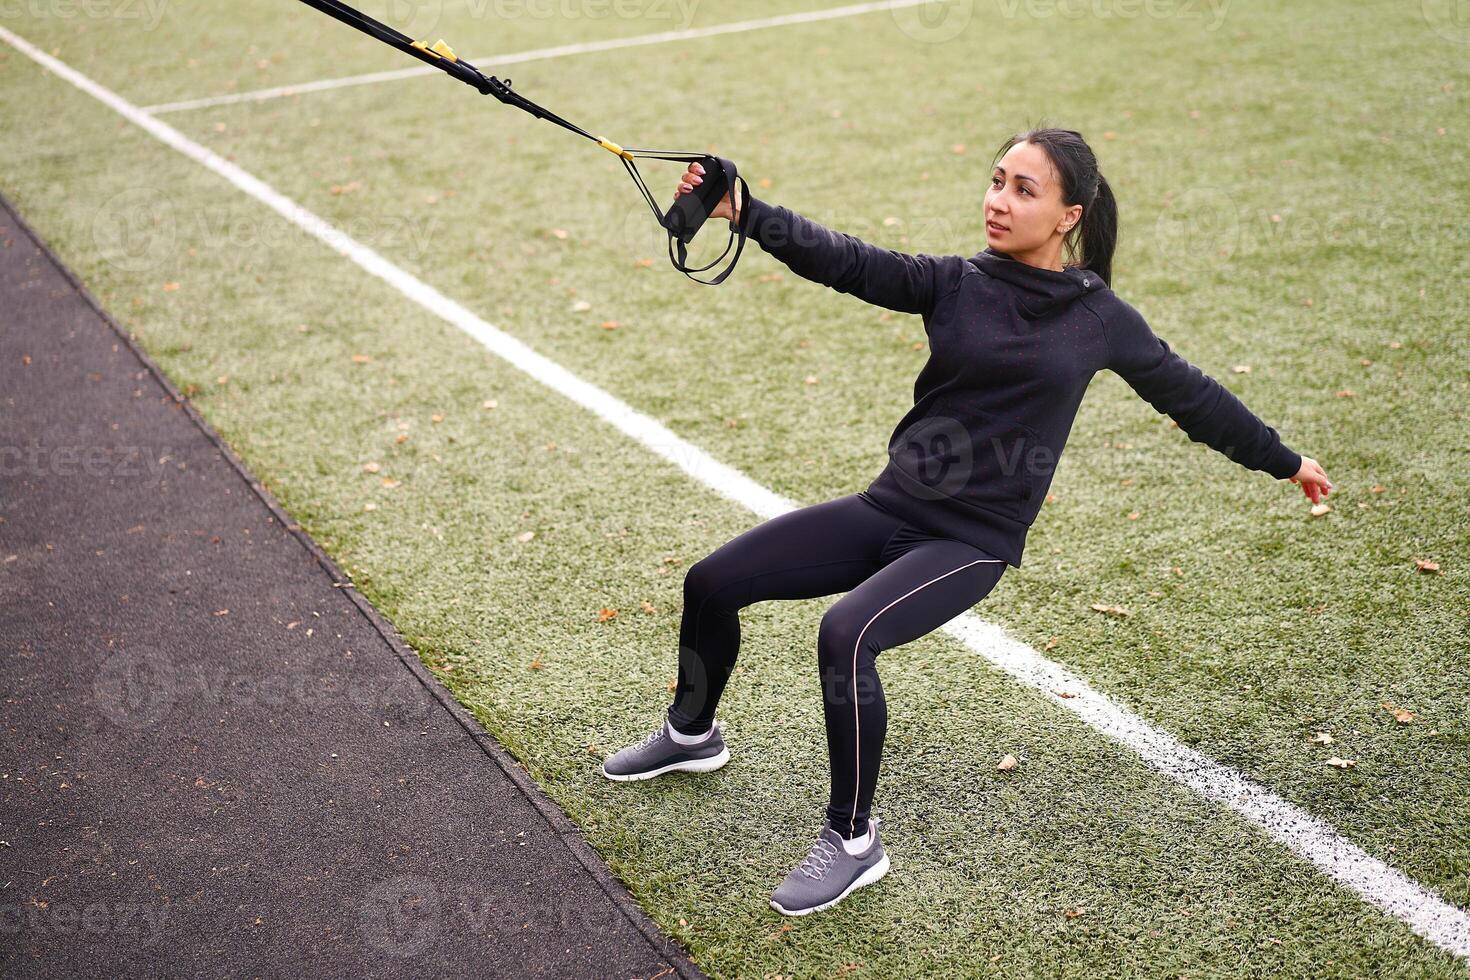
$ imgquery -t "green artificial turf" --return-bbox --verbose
[2,0,1468,975]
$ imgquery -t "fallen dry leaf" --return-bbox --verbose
[1381,703,1416,724]
[1415,558,1441,574]
[162,282,180,292]
[997,754,1019,771]
[597,607,618,623]
[362,462,381,474]
[1310,502,1331,517]
[1325,757,1357,769]
[516,530,535,543]
[1090,602,1132,618]
[571,300,592,312]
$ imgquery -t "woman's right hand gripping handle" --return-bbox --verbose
[676,161,742,224]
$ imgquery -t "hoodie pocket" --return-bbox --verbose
[887,393,1039,521]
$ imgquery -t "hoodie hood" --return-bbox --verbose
[967,246,1100,320]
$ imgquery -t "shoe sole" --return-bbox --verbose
[769,851,891,916]
[600,745,730,782]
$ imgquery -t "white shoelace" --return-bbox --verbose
[630,725,668,752]
[798,837,841,880]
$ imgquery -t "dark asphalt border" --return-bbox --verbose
[0,191,706,980]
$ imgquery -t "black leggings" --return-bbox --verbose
[666,492,1007,839]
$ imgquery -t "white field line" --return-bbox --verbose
[4,23,1468,961]
[142,0,946,115]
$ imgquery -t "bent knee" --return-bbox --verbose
[816,607,871,667]
[684,556,741,612]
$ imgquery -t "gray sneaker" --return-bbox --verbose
[601,717,730,781]
[770,815,889,916]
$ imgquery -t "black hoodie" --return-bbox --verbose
[742,196,1302,569]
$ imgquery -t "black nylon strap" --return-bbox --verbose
[293,0,750,285]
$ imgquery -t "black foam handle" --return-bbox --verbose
[661,155,730,244]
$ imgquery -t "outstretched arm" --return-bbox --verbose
[674,162,961,315]
[1104,301,1331,500]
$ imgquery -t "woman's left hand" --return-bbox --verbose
[1288,455,1333,504]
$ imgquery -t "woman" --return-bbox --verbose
[601,127,1334,917]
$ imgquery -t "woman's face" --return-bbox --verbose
[983,140,1083,269]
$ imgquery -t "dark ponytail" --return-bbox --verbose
[991,125,1118,287]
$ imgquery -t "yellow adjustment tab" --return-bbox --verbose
[597,138,634,161]
[410,39,438,59]
[429,39,457,62]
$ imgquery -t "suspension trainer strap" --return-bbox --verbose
[292,0,750,285]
